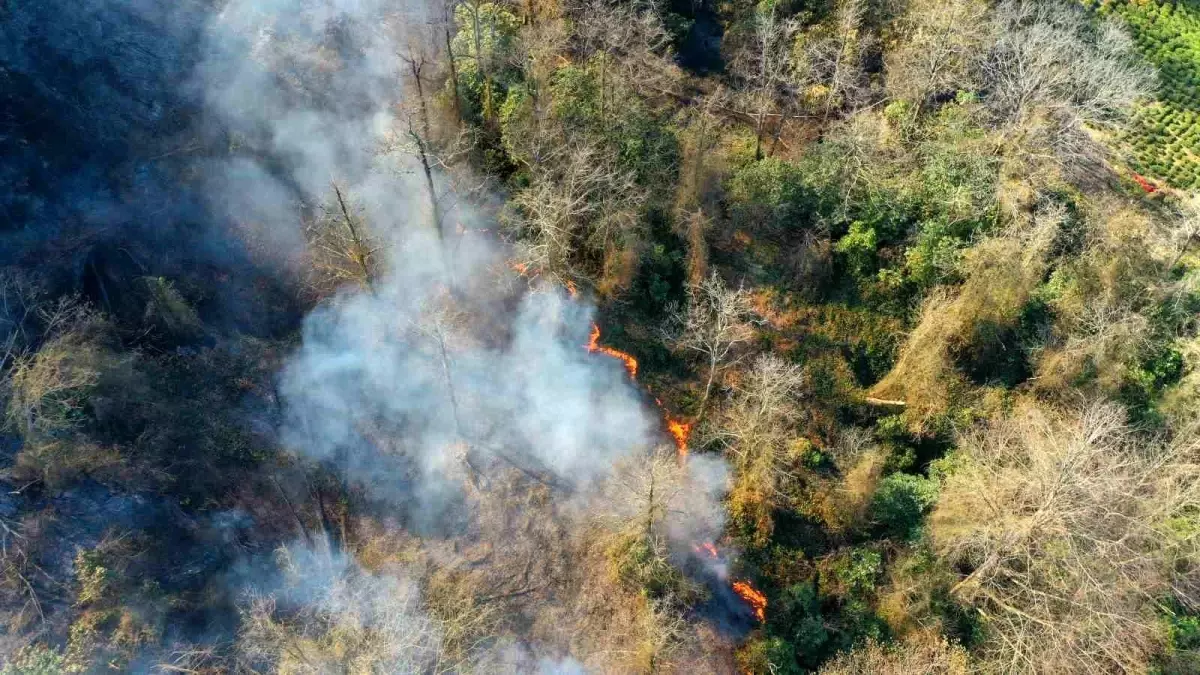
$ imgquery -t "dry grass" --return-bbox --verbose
[930,400,1200,672]
[871,215,1055,432]
[819,630,968,675]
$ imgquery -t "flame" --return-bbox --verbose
[581,320,760,627]
[584,326,691,459]
[666,417,692,457]
[565,280,578,299]
[732,580,767,622]
[585,322,638,379]
[1132,172,1158,194]
[511,261,531,277]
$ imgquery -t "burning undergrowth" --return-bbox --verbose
[581,323,767,633]
[1,0,765,667]
[187,0,765,664]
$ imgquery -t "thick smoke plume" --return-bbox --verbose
[3,0,735,667]
[185,0,724,512]
[195,0,736,666]
[187,0,730,533]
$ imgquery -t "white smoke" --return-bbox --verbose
[191,0,734,666]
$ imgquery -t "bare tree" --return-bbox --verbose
[930,401,1200,672]
[571,0,683,123]
[982,0,1153,174]
[700,354,804,542]
[1169,193,1200,270]
[508,141,647,287]
[401,51,447,244]
[884,0,990,119]
[599,449,689,548]
[4,301,105,440]
[239,545,493,674]
[795,0,875,120]
[405,288,483,481]
[819,632,969,674]
[304,184,383,293]
[729,4,800,160]
[664,273,757,418]
[706,354,805,474]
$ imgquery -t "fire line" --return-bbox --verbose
[732,581,767,622]
[582,317,764,622]
[585,322,638,379]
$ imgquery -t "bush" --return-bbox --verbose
[832,548,883,597]
[773,582,831,667]
[869,473,939,541]
[0,645,65,675]
[607,532,687,600]
[835,222,878,279]
[728,158,816,232]
[737,635,803,675]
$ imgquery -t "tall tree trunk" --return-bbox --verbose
[332,183,373,290]
[1170,232,1196,270]
[644,470,656,539]
[754,110,765,160]
[698,354,718,422]
[410,131,443,243]
[445,28,462,122]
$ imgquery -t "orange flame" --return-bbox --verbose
[511,261,531,277]
[692,541,719,558]
[1132,172,1158,194]
[585,322,638,379]
[565,280,578,299]
[666,417,692,457]
[732,581,767,622]
[586,328,691,459]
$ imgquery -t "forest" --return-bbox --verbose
[2,0,1200,672]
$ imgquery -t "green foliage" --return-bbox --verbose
[833,548,883,597]
[903,219,966,289]
[726,100,996,316]
[869,473,939,541]
[549,64,602,129]
[771,582,831,668]
[1118,291,1199,424]
[140,276,204,343]
[607,533,687,600]
[1156,599,1200,672]
[0,645,65,675]
[738,635,804,675]
[953,296,1051,388]
[544,60,679,187]
[632,226,686,315]
[833,598,890,650]
[1093,0,1200,187]
[835,222,878,278]
[728,157,817,232]
[782,305,901,386]
[75,548,112,606]
[1167,611,1200,651]
[450,2,522,123]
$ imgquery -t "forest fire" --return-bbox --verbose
[667,417,692,457]
[585,322,638,378]
[583,321,763,621]
[1132,172,1158,194]
[732,581,767,622]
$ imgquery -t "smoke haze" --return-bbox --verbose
[2,0,735,668]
